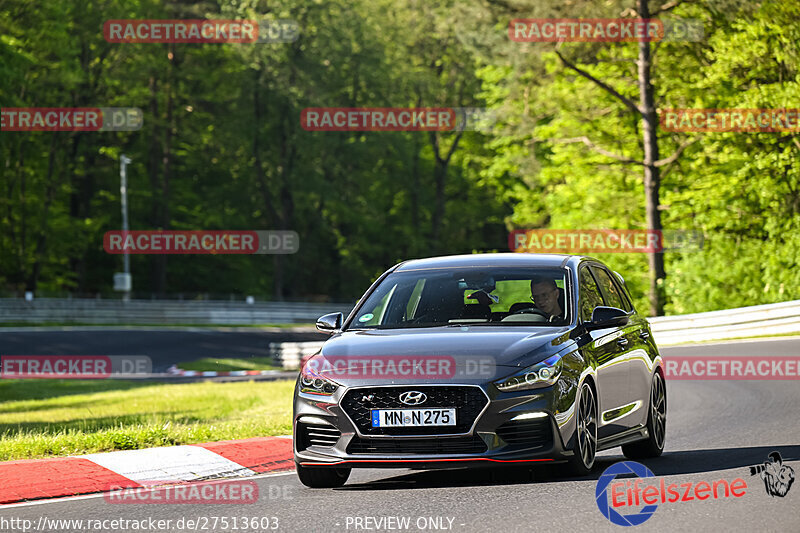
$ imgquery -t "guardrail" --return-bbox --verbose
[648,299,800,345]
[270,341,325,369]
[268,300,800,368]
[0,298,352,325]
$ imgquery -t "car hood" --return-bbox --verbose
[306,326,575,386]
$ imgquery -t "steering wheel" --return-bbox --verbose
[511,307,550,319]
[409,313,434,324]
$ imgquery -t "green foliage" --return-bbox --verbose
[1,0,508,300]
[0,0,797,314]
[472,0,799,314]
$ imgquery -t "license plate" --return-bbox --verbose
[371,408,456,427]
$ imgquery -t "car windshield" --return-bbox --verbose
[347,267,570,329]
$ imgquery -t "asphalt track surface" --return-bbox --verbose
[1,336,799,532]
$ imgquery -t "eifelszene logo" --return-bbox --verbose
[749,451,795,497]
[595,461,748,526]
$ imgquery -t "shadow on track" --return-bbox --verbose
[334,444,800,491]
[594,444,800,479]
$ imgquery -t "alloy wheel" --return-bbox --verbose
[651,373,666,449]
[576,384,597,468]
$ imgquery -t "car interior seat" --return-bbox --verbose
[415,279,465,323]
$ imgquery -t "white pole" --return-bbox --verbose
[120,154,132,301]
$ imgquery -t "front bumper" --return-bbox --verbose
[293,382,576,469]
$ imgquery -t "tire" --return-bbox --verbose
[622,372,666,459]
[566,382,598,476]
[295,462,351,488]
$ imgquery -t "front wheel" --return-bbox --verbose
[566,382,597,476]
[622,372,666,459]
[295,462,351,488]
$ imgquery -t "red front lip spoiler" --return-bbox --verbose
[299,457,555,466]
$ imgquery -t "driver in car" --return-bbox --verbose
[530,276,564,322]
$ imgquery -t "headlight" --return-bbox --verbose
[494,354,563,392]
[299,361,340,396]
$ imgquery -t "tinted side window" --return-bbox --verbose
[591,267,625,310]
[579,267,604,322]
[611,271,634,312]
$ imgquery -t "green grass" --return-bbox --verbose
[0,379,295,461]
[177,357,281,372]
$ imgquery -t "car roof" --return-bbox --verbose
[393,253,590,271]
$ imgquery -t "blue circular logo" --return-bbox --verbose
[595,461,658,526]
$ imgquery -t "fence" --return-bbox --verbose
[0,298,352,325]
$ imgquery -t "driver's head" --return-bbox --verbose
[531,276,561,317]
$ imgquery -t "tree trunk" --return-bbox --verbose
[147,76,163,295]
[147,55,173,297]
[410,133,421,256]
[157,43,176,295]
[68,133,91,293]
[431,161,446,252]
[26,134,60,291]
[271,45,301,301]
[637,0,665,316]
[251,66,288,301]
[274,104,297,301]
[428,130,464,254]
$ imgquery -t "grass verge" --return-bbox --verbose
[0,379,295,461]
[176,357,281,372]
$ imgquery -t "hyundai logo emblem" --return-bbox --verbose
[399,391,427,406]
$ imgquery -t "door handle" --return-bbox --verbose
[639,330,650,340]
[616,337,629,348]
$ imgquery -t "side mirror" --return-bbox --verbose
[587,306,629,330]
[316,312,343,334]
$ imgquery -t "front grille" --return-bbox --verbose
[347,436,487,455]
[340,386,488,436]
[495,418,552,450]
[297,420,341,450]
